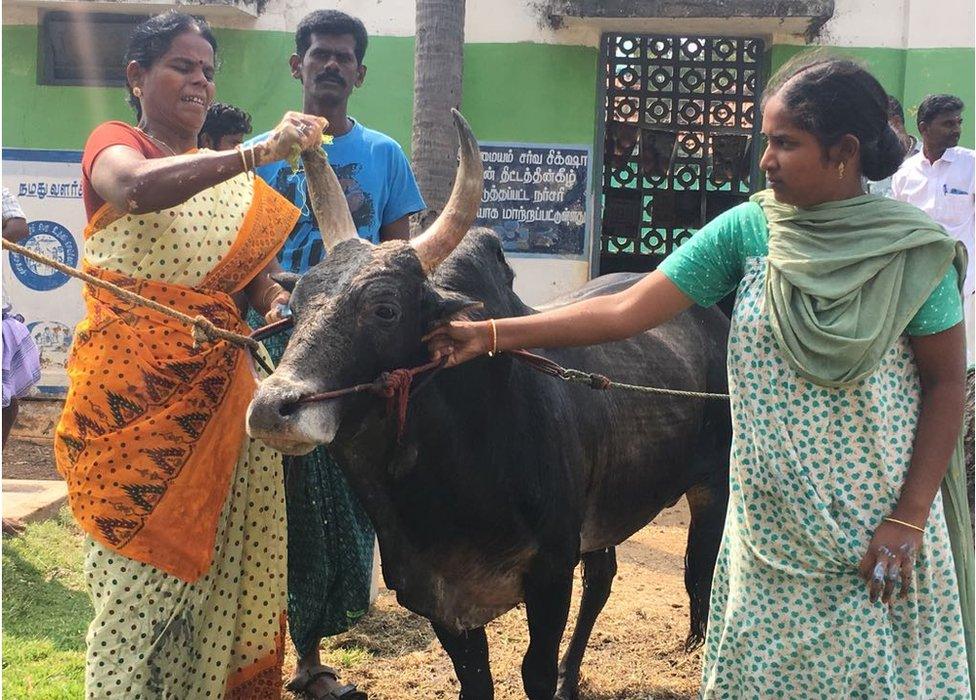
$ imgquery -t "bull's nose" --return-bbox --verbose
[247,380,303,435]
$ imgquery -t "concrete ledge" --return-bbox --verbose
[553,0,834,39]
[558,0,834,20]
[3,479,68,525]
[6,0,261,21]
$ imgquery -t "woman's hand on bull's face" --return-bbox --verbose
[254,112,328,166]
[857,520,923,605]
[424,321,489,368]
[263,290,292,324]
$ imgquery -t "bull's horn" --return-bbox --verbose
[301,147,358,252]
[411,109,484,273]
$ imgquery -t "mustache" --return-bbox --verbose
[315,71,346,86]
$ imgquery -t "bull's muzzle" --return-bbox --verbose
[247,373,340,454]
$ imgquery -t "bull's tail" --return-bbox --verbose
[683,474,729,652]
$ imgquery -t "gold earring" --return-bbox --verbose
[838,161,846,180]
[133,87,142,98]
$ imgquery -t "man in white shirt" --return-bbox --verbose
[892,94,975,362]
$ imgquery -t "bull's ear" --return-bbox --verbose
[423,289,482,329]
[271,271,302,292]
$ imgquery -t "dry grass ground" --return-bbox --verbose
[9,389,973,700]
[287,502,701,700]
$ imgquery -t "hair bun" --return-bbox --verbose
[861,125,905,181]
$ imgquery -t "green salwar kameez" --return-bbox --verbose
[660,200,972,698]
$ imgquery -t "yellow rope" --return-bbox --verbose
[2,238,259,351]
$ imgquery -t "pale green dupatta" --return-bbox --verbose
[755,190,974,685]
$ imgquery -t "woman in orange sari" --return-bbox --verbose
[54,11,326,698]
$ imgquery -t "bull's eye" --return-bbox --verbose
[374,304,399,321]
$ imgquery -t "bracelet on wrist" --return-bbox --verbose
[234,144,255,180]
[883,516,925,533]
[261,283,284,311]
[234,144,248,173]
[486,318,498,357]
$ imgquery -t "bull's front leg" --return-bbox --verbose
[521,558,574,700]
[431,621,494,700]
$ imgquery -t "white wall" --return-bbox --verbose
[236,0,973,49]
[7,0,973,49]
[903,0,974,48]
[510,258,591,307]
[776,0,974,48]
[218,0,595,44]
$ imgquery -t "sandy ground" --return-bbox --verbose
[8,404,973,700]
[288,503,702,700]
[2,435,703,698]
[2,437,59,480]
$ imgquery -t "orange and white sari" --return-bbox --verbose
[55,172,299,699]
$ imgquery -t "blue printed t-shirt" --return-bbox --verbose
[658,201,963,336]
[247,117,426,273]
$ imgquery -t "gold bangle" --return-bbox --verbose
[883,516,925,533]
[486,318,498,357]
[260,283,284,311]
[235,144,249,173]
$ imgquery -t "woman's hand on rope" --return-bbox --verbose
[424,321,491,368]
[253,112,328,167]
[858,519,923,605]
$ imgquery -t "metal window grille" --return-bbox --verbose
[39,12,148,87]
[599,34,766,274]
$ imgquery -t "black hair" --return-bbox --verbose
[917,94,965,128]
[124,11,218,121]
[197,102,252,147]
[764,57,905,181]
[886,95,905,123]
[295,10,368,63]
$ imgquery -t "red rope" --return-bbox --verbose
[295,357,446,442]
[382,368,415,441]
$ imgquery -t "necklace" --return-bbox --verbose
[136,126,178,156]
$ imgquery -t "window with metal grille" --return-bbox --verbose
[39,12,148,87]
[599,34,766,275]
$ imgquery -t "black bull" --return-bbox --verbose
[247,114,731,700]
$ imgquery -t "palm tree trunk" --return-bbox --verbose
[410,0,466,235]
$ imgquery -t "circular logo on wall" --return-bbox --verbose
[26,320,73,371]
[9,220,79,291]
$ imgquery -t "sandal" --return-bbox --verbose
[285,664,367,700]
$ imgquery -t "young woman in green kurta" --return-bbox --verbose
[426,59,973,698]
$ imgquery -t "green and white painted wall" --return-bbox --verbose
[4,0,972,150]
[2,0,974,301]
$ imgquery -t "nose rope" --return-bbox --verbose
[295,357,447,442]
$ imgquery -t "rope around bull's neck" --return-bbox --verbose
[2,238,730,401]
[2,237,259,351]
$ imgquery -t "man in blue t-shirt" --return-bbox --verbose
[248,11,425,272]
[246,9,425,699]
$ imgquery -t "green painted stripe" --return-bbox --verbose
[3,23,969,155]
[903,48,976,146]
[770,44,975,148]
[2,26,597,154]
[211,30,418,149]
[462,43,598,145]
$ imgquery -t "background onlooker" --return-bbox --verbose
[197,101,252,150]
[892,93,975,364]
[2,187,41,447]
